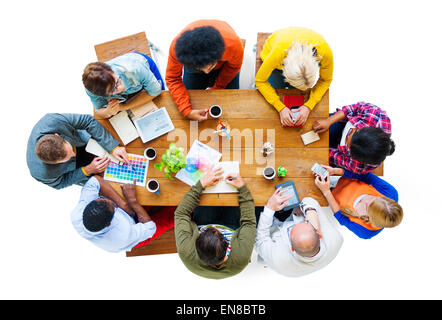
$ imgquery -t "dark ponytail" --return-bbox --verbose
[350,127,394,164]
[389,139,396,156]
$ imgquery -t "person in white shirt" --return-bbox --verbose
[71,176,156,253]
[255,187,343,277]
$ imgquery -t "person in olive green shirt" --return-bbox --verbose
[174,166,256,280]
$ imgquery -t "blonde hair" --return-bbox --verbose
[341,196,403,229]
[282,41,320,90]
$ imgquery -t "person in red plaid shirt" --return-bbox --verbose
[313,101,395,174]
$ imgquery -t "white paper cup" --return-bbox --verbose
[263,166,276,180]
[143,147,157,160]
[146,179,159,194]
[209,104,222,118]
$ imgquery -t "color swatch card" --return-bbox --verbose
[175,140,222,186]
[103,153,148,186]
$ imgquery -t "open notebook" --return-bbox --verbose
[203,161,240,194]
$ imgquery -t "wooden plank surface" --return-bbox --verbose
[94,31,152,62]
[101,88,328,121]
[97,89,329,207]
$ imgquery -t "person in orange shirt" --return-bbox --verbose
[314,165,403,239]
[166,20,244,121]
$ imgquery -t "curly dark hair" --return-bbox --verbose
[83,199,115,232]
[175,26,225,71]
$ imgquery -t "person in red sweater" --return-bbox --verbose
[166,20,244,121]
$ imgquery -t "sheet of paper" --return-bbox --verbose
[175,140,222,186]
[109,110,139,145]
[203,161,240,194]
[85,138,121,164]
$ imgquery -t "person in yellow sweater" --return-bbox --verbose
[255,27,333,127]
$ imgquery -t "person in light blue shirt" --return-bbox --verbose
[71,176,156,253]
[82,52,164,119]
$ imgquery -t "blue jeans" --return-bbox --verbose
[192,206,263,230]
[192,206,241,230]
[268,69,294,89]
[135,52,165,90]
[328,112,347,149]
[183,67,240,89]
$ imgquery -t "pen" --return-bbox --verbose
[227,176,237,181]
[221,127,231,140]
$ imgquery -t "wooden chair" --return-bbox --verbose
[126,228,177,257]
[94,31,152,62]
[255,32,272,76]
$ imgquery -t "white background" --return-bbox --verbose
[1,0,441,299]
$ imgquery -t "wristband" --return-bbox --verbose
[81,166,90,177]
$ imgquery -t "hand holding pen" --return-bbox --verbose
[225,173,245,189]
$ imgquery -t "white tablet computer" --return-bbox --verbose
[133,107,175,143]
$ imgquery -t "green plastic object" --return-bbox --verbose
[153,143,187,180]
[277,166,287,177]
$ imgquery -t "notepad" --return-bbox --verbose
[203,161,240,194]
[301,130,320,145]
[109,110,139,145]
[85,138,121,164]
[127,101,158,120]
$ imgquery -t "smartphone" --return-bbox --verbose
[311,163,328,179]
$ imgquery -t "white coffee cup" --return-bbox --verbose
[146,179,159,194]
[144,147,157,160]
[263,166,276,180]
[209,104,222,118]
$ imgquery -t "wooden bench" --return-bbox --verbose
[255,32,384,176]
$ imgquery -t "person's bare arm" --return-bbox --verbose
[121,179,152,223]
[313,110,346,133]
[314,175,340,213]
[94,175,135,216]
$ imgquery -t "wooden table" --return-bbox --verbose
[96,88,329,207]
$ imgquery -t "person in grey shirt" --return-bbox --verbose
[26,113,128,189]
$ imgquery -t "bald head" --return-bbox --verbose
[290,222,320,257]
